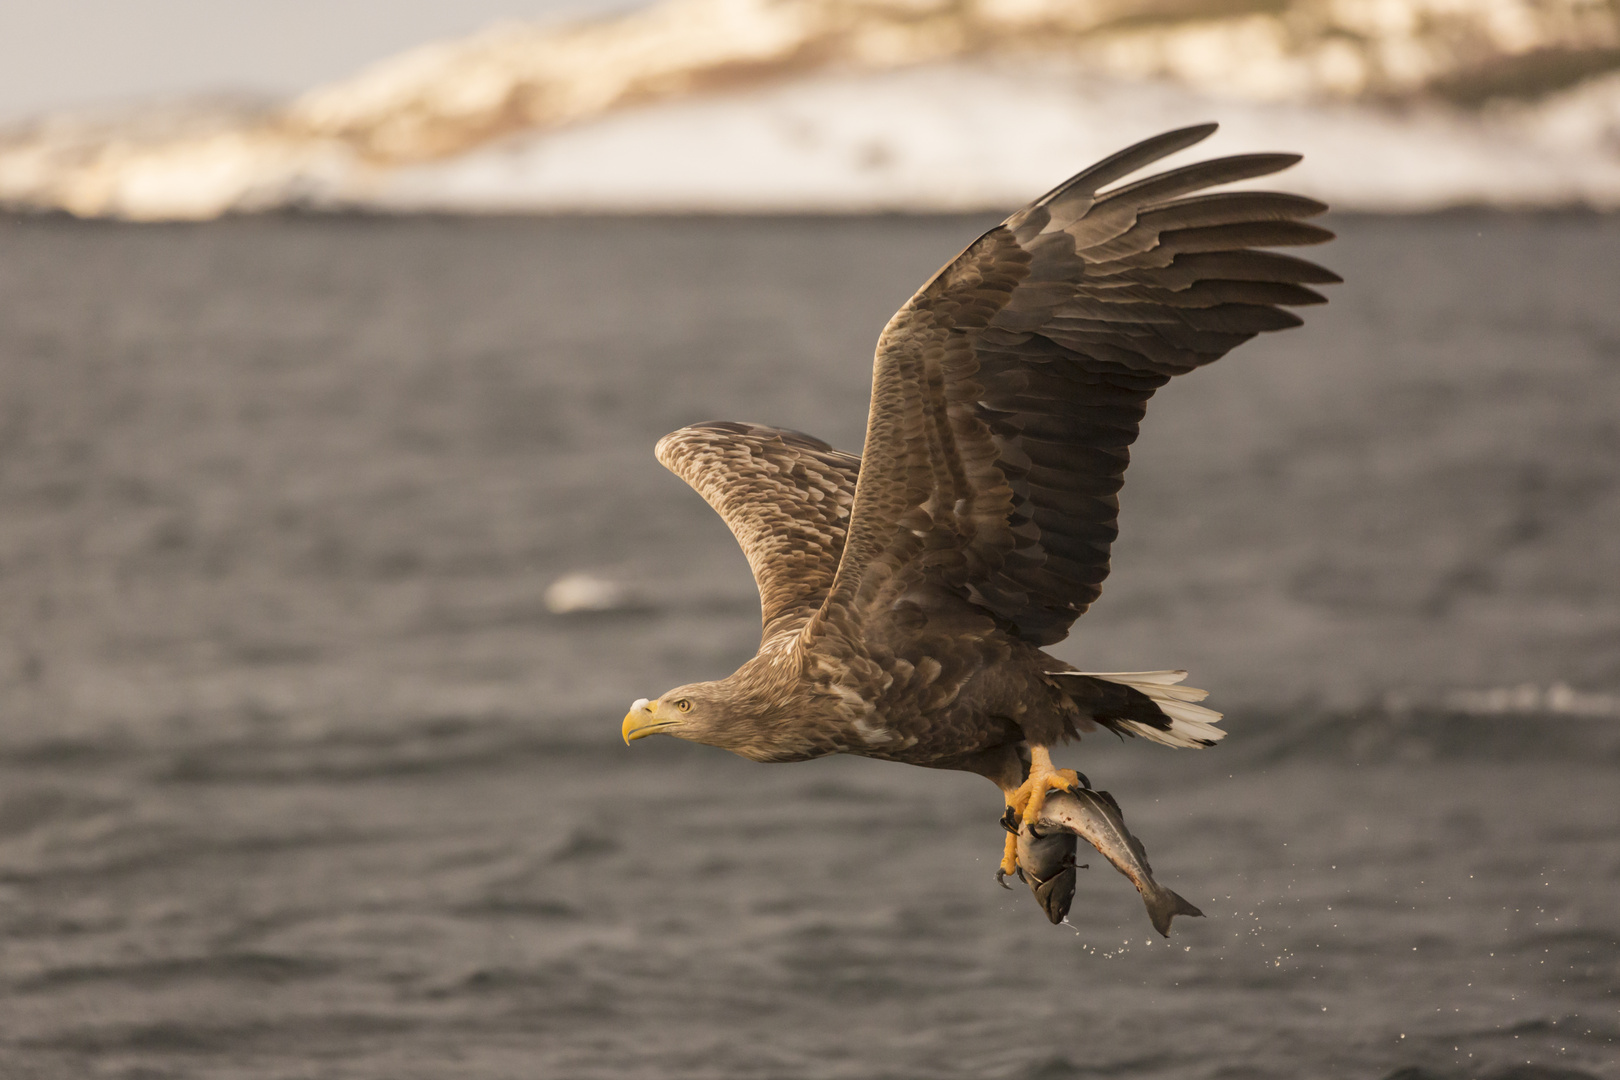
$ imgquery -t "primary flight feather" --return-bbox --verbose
[622,123,1337,919]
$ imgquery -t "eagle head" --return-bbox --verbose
[622,683,729,746]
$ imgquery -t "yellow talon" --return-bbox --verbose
[996,747,1079,884]
[998,831,1021,885]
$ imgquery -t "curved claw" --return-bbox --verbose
[995,866,1025,889]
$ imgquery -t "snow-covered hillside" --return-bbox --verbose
[4,0,1620,218]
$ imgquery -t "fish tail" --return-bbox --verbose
[1144,885,1205,937]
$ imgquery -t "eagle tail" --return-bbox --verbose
[1047,669,1226,748]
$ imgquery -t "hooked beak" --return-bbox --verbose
[622,697,675,743]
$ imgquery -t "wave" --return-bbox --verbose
[0,714,618,788]
[4,688,1615,782]
[1230,697,1620,765]
[1381,1065,1608,1080]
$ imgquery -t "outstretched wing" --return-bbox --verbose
[815,123,1338,647]
[656,421,860,640]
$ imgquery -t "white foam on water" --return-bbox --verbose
[543,571,633,614]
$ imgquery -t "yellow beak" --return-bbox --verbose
[622,698,667,744]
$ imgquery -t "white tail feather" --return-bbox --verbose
[1073,669,1190,686]
[1046,669,1226,748]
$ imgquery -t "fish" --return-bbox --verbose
[1015,788,1204,936]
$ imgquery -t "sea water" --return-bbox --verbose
[0,212,1614,1079]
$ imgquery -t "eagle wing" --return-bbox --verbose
[656,421,860,640]
[813,123,1338,648]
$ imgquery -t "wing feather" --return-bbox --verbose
[656,422,859,640]
[812,123,1336,647]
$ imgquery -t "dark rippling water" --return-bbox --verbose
[0,212,1615,1080]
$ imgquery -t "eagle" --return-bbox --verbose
[622,124,1336,906]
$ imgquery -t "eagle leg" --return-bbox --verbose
[1011,746,1082,825]
[995,746,1081,883]
[996,831,1022,887]
[996,806,1023,887]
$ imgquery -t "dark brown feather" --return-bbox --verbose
[810,124,1336,648]
[649,127,1332,766]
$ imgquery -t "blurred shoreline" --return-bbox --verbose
[4,0,1620,219]
[6,206,1620,228]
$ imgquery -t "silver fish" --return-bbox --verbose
[1016,788,1204,936]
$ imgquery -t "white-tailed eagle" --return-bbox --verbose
[622,124,1336,920]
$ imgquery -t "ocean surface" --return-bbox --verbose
[0,212,1615,1080]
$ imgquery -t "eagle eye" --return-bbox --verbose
[675,699,692,713]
